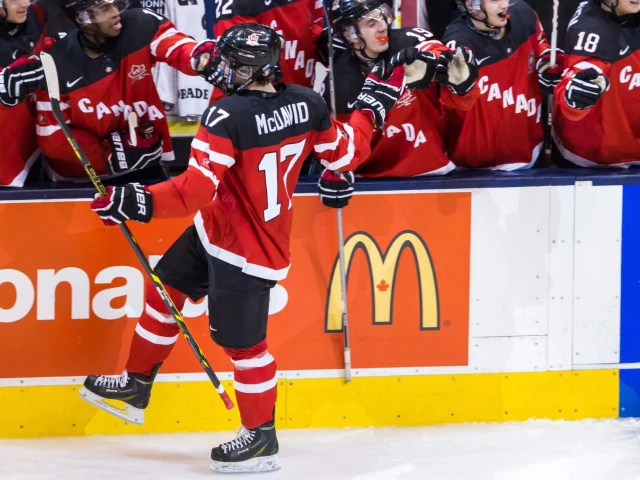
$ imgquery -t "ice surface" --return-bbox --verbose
[2,419,640,480]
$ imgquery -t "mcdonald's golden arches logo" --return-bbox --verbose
[325,230,439,332]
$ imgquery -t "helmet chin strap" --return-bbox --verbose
[79,24,116,53]
[465,7,508,37]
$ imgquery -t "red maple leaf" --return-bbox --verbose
[377,279,389,292]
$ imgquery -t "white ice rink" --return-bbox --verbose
[2,420,640,480]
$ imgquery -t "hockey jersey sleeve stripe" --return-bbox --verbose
[191,138,235,167]
[165,38,196,59]
[36,122,69,136]
[314,128,342,153]
[150,28,180,57]
[318,124,356,170]
[574,61,605,73]
[188,157,219,186]
[161,151,175,161]
[36,101,70,111]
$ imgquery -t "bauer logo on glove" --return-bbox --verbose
[102,123,163,175]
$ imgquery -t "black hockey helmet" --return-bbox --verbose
[330,0,393,59]
[61,0,128,26]
[593,0,640,25]
[211,23,282,95]
[455,0,518,36]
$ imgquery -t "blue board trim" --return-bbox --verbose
[621,185,640,363]
[3,168,640,202]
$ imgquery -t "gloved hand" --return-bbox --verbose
[354,63,406,129]
[537,48,565,91]
[0,55,44,107]
[317,27,348,66]
[90,183,153,226]
[191,39,219,84]
[435,47,478,96]
[102,123,162,175]
[318,169,355,209]
[387,46,437,90]
[565,68,609,110]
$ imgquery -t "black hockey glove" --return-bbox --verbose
[318,169,355,209]
[0,55,44,107]
[565,68,609,110]
[387,47,437,90]
[435,47,478,96]
[354,64,406,129]
[536,48,565,92]
[317,27,348,66]
[102,123,163,175]
[90,183,153,226]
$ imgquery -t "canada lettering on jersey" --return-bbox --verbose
[255,101,309,135]
[619,66,640,91]
[283,38,315,79]
[78,98,165,121]
[478,76,541,120]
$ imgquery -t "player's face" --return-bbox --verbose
[613,0,640,15]
[90,0,125,37]
[353,6,392,56]
[3,0,30,24]
[466,0,510,28]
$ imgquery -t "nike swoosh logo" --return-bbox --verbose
[347,101,357,109]
[210,325,217,331]
[66,77,83,88]
[11,50,18,60]
[476,56,491,65]
[620,46,630,55]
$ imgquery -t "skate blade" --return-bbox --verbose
[210,455,281,474]
[78,387,144,425]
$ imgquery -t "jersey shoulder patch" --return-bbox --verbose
[389,27,437,52]
[564,1,619,62]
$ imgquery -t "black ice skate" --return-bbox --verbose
[78,364,161,425]
[210,419,281,473]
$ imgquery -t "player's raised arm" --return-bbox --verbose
[142,8,197,75]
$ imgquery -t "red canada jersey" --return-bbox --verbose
[149,84,374,281]
[442,1,549,170]
[209,0,323,104]
[554,1,640,167]
[0,0,73,186]
[34,8,197,180]
[324,27,473,177]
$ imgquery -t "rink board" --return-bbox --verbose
[1,171,639,437]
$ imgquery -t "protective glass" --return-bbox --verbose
[76,0,129,24]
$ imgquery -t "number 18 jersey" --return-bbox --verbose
[148,83,375,281]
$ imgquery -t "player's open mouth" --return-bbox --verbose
[112,18,122,30]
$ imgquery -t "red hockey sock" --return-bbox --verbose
[224,340,277,430]
[126,279,187,376]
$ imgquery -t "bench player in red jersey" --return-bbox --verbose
[34,0,200,181]
[78,23,406,473]
[0,0,73,186]
[442,0,564,170]
[554,0,640,167]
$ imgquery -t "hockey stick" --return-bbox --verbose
[128,112,138,147]
[39,52,234,411]
[322,4,352,383]
[543,0,559,166]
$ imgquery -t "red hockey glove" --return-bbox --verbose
[102,123,162,175]
[565,68,610,110]
[318,169,355,209]
[90,183,153,226]
[388,46,437,90]
[191,40,219,84]
[354,63,406,129]
[0,55,44,107]
[435,47,478,96]
[537,48,565,91]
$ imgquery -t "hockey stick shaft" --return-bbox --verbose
[543,0,559,166]
[39,52,234,410]
[322,4,352,382]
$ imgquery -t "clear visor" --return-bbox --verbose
[76,0,129,25]
[356,4,394,31]
[468,0,519,13]
[0,0,30,10]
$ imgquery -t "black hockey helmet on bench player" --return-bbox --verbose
[207,23,282,96]
[455,0,518,36]
[593,0,640,25]
[61,0,128,26]
[331,0,394,60]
